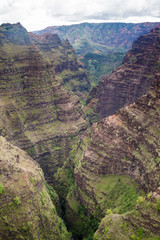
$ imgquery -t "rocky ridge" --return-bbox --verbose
[34,22,160,56]
[86,26,160,122]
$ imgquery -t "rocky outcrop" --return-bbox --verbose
[0,23,88,183]
[0,23,31,45]
[86,26,160,122]
[0,136,70,240]
[76,76,160,192]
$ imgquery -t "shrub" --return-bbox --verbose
[13,196,21,206]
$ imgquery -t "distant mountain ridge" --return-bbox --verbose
[34,22,160,55]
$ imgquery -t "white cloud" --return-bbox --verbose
[0,0,160,31]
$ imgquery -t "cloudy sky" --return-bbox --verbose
[0,0,160,31]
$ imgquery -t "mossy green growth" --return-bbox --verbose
[94,191,160,239]
[85,100,99,124]
[0,184,4,194]
[93,175,143,214]
[63,172,143,239]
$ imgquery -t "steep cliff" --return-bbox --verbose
[70,66,160,239]
[86,26,160,122]
[0,136,70,240]
[0,23,88,184]
[29,32,90,98]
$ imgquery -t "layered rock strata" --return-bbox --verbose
[58,27,160,239]
[0,23,88,182]
[73,73,160,239]
[86,26,160,122]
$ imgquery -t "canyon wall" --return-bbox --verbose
[0,23,89,184]
[86,26,160,122]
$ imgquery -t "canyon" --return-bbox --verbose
[0,22,160,240]
[34,22,160,56]
[35,22,160,86]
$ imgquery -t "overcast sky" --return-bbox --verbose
[0,0,160,31]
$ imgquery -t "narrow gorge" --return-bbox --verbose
[0,22,160,240]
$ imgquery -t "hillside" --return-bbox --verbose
[79,52,125,85]
[92,74,160,240]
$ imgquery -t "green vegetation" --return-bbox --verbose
[155,198,160,213]
[13,196,21,206]
[65,189,99,240]
[81,174,143,216]
[45,183,57,203]
[35,22,158,57]
[53,146,62,151]
[80,52,125,85]
[0,184,4,194]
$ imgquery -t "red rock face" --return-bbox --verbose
[87,27,160,122]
